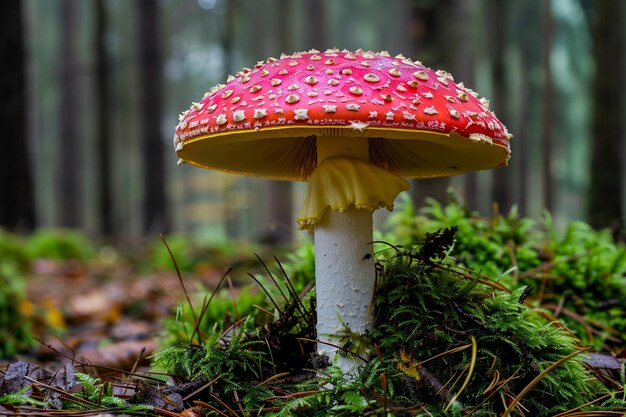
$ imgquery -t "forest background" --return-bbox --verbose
[2,0,623,245]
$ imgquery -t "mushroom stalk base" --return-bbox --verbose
[314,208,375,376]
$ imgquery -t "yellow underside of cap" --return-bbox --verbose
[177,125,510,181]
[296,157,409,231]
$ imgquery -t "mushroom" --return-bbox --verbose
[174,49,511,375]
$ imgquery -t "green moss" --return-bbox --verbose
[151,230,623,416]
[382,194,626,350]
[161,284,267,346]
[0,230,33,357]
[371,256,600,416]
[2,226,624,414]
[24,229,94,261]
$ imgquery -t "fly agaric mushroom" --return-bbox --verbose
[174,48,511,375]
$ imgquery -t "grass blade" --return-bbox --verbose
[501,348,587,417]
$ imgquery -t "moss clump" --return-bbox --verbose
[371,256,600,416]
[0,230,34,357]
[383,194,626,351]
[150,230,623,416]
[24,229,95,261]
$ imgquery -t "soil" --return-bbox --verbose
[2,257,226,376]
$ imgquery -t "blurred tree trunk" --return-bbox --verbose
[588,0,624,230]
[307,0,326,50]
[405,0,451,207]
[59,0,81,228]
[137,0,169,234]
[488,0,513,214]
[0,1,35,231]
[516,24,531,217]
[263,0,295,245]
[221,0,239,239]
[451,0,477,210]
[95,0,113,237]
[540,0,555,214]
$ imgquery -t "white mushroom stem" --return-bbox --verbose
[297,136,408,376]
[314,208,375,374]
[314,136,375,375]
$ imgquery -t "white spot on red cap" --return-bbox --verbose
[402,111,416,121]
[349,86,363,95]
[414,71,428,81]
[363,73,380,83]
[253,108,267,119]
[216,114,227,125]
[285,94,300,104]
[350,121,368,131]
[294,108,309,120]
[448,108,460,119]
[388,67,401,77]
[233,110,246,122]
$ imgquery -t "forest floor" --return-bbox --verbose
[1,256,226,376]
[2,233,625,416]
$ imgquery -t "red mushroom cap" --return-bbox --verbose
[174,49,511,181]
